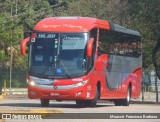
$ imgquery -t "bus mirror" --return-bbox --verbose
[20,37,30,56]
[87,38,94,57]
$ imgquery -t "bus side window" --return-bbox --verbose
[114,32,127,56]
[90,28,98,58]
[99,29,112,55]
[112,32,141,58]
[125,35,141,58]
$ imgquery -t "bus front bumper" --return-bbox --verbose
[27,84,91,100]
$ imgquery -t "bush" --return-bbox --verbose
[12,80,23,88]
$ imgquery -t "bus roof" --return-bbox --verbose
[33,16,110,32]
[33,16,141,36]
[110,22,141,37]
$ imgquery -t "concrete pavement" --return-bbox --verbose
[0,88,159,104]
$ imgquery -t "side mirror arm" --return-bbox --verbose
[20,37,30,56]
[87,38,94,57]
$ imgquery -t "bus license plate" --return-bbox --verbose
[50,93,59,96]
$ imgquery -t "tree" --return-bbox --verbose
[48,0,58,5]
[1,0,160,86]
[128,0,160,69]
[0,0,54,68]
[63,0,129,24]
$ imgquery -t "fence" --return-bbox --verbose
[141,69,159,102]
[0,68,27,94]
[0,68,159,102]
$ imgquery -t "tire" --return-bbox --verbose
[122,87,131,106]
[40,99,50,107]
[114,100,122,106]
[85,87,99,107]
[76,100,85,107]
[114,87,131,106]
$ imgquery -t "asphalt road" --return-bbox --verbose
[0,94,160,122]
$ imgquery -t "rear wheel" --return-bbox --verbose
[40,99,50,107]
[114,100,122,106]
[113,87,131,106]
[122,87,131,106]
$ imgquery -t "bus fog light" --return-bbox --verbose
[76,91,82,96]
[87,92,90,98]
[31,91,36,95]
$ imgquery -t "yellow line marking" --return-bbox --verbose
[0,93,8,100]
[30,108,63,113]
[0,119,5,122]
[0,95,3,100]
[30,108,63,117]
[30,108,63,118]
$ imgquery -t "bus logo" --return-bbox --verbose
[2,114,11,119]
[54,85,57,89]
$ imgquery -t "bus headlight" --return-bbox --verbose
[76,80,88,87]
[29,81,36,86]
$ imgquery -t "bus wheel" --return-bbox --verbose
[122,87,131,106]
[114,100,122,106]
[40,99,50,107]
[76,100,84,107]
[86,88,99,107]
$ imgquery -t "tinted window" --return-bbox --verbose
[99,29,141,58]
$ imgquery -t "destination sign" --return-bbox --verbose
[37,33,56,38]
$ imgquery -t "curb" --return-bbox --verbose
[0,93,8,100]
[131,100,160,104]
[2,88,27,95]
[0,95,3,100]
[10,92,27,95]
[100,100,160,105]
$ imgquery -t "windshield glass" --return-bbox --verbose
[29,32,88,78]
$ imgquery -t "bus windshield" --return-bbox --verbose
[29,32,88,78]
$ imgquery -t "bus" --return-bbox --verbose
[20,17,142,107]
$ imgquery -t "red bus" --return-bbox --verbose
[20,17,142,107]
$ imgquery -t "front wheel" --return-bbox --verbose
[40,99,50,107]
[76,100,85,107]
[85,88,99,107]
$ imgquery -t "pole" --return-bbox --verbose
[155,74,159,102]
[9,45,12,94]
[142,72,145,101]
[4,80,6,95]
[9,0,13,94]
[142,78,144,102]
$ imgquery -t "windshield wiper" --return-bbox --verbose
[55,34,72,78]
[58,59,72,78]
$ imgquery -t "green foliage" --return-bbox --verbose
[0,0,160,87]
[12,79,22,88]
[0,50,6,61]
[128,0,160,68]
[0,0,54,69]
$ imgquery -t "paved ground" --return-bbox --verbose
[0,94,160,122]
